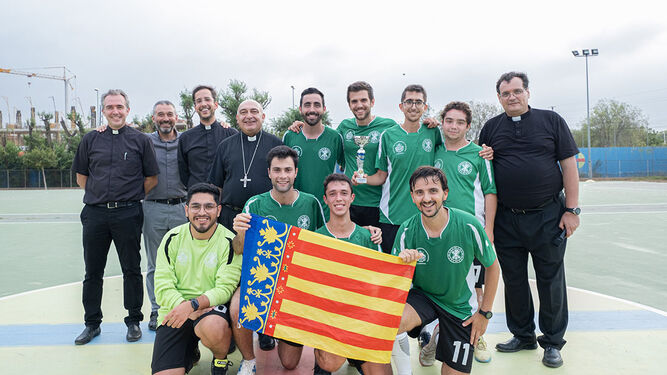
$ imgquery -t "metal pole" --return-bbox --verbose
[95,88,100,126]
[585,55,592,179]
[291,85,295,109]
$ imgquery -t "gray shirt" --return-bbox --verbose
[145,131,187,200]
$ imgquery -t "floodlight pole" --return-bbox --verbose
[291,85,295,110]
[572,49,598,179]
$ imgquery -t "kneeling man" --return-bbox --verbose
[151,183,242,375]
[394,167,500,375]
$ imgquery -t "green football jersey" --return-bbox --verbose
[243,190,325,231]
[283,127,344,219]
[376,124,443,225]
[434,142,496,226]
[315,223,381,252]
[391,209,496,320]
[337,116,397,207]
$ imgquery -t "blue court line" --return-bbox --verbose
[1,310,666,347]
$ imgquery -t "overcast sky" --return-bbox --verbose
[1,0,666,132]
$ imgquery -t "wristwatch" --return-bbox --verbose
[190,298,200,311]
[565,207,581,215]
[478,309,493,319]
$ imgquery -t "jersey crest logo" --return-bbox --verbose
[416,247,429,264]
[457,161,473,175]
[205,253,217,268]
[345,130,354,141]
[297,215,311,229]
[176,253,189,265]
[369,130,381,143]
[422,139,433,152]
[434,159,443,169]
[292,146,303,157]
[318,147,331,160]
[393,141,407,155]
[447,246,464,264]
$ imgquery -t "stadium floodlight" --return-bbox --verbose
[572,48,599,179]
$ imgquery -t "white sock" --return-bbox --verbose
[392,332,412,375]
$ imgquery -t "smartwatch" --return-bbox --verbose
[190,298,200,311]
[478,309,493,319]
[565,207,581,215]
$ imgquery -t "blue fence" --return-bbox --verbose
[576,147,667,177]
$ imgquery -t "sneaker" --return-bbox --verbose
[237,359,256,375]
[258,333,275,351]
[148,311,158,331]
[211,358,232,375]
[313,363,331,375]
[419,324,439,367]
[474,336,492,363]
[418,330,431,349]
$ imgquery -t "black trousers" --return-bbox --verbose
[81,204,144,327]
[494,194,568,350]
[378,222,400,254]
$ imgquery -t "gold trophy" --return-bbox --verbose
[354,135,370,184]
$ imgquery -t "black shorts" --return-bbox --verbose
[406,289,474,373]
[151,304,231,374]
[473,258,485,288]
[350,205,380,227]
[278,338,304,348]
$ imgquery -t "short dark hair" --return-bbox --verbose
[267,145,299,169]
[440,101,472,125]
[323,173,353,194]
[495,72,529,94]
[401,84,427,103]
[186,182,220,205]
[346,81,374,103]
[409,166,448,192]
[300,87,325,107]
[192,85,217,101]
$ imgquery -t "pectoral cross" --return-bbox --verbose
[240,174,251,188]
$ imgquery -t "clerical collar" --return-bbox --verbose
[109,125,125,135]
[245,131,261,142]
[204,125,211,130]
[506,106,532,122]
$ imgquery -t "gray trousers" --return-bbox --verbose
[142,200,188,312]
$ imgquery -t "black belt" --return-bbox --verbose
[222,203,242,212]
[93,201,140,209]
[502,193,562,214]
[147,197,186,205]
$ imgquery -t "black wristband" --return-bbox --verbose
[190,298,199,311]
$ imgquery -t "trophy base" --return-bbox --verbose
[356,177,367,184]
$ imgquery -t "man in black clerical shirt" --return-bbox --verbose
[178,85,237,189]
[208,99,282,231]
[71,89,159,345]
[478,72,580,368]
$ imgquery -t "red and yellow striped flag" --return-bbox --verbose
[239,214,415,363]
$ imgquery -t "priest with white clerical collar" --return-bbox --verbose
[208,99,282,230]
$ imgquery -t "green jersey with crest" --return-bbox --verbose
[337,116,398,207]
[243,190,325,231]
[376,124,443,225]
[315,223,381,252]
[391,208,496,320]
[283,127,344,218]
[434,142,496,226]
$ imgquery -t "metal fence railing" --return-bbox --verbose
[0,169,78,189]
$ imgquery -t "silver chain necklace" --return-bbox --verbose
[240,131,262,188]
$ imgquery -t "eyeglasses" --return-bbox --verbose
[402,99,425,108]
[188,203,218,212]
[499,89,526,99]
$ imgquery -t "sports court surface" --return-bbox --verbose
[1,181,666,374]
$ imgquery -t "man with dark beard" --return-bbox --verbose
[142,100,190,330]
[178,85,237,189]
[282,87,344,218]
[152,183,242,375]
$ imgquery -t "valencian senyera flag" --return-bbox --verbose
[238,214,416,363]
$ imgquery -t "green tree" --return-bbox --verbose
[267,108,333,138]
[218,80,272,129]
[179,89,194,129]
[22,146,57,189]
[0,141,23,169]
[572,99,652,148]
[131,114,154,133]
[38,112,55,148]
[468,101,501,143]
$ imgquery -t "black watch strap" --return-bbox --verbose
[478,309,493,319]
[565,207,581,215]
[190,298,199,311]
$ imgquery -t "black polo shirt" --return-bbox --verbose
[177,121,237,189]
[72,125,159,205]
[478,107,578,209]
